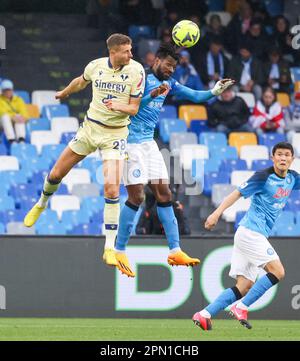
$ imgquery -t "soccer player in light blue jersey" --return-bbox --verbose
[193,142,300,331]
[110,43,234,277]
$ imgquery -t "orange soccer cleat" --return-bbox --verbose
[115,252,135,278]
[167,250,200,267]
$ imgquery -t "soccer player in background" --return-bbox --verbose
[193,142,300,331]
[110,43,234,277]
[23,33,145,267]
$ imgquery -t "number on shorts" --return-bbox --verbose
[113,139,126,150]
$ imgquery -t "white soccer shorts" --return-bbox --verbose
[123,140,169,185]
[229,226,280,283]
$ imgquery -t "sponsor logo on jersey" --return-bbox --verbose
[94,79,127,93]
[273,187,291,199]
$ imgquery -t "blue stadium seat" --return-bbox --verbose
[0,187,8,197]
[56,184,69,195]
[189,120,211,137]
[22,157,53,177]
[275,224,300,237]
[264,0,283,16]
[41,144,65,162]
[0,222,5,234]
[290,67,300,83]
[203,171,230,196]
[296,211,300,226]
[0,171,28,191]
[199,132,227,152]
[61,210,91,232]
[210,146,238,161]
[2,209,27,223]
[37,209,59,226]
[90,163,104,185]
[26,118,50,140]
[10,143,38,160]
[71,222,101,235]
[19,196,38,211]
[220,159,248,172]
[251,159,273,171]
[128,25,154,41]
[78,158,102,173]
[29,170,48,186]
[258,133,286,151]
[36,222,67,235]
[159,105,177,120]
[81,197,105,218]
[15,90,30,103]
[10,184,38,206]
[192,158,221,180]
[234,211,246,230]
[0,143,8,155]
[290,190,300,201]
[42,104,70,119]
[60,132,76,144]
[159,118,187,143]
[207,0,225,11]
[285,198,300,212]
[0,196,15,211]
[90,211,104,225]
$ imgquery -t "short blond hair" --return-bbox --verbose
[106,33,132,50]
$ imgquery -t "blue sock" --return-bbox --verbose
[157,202,180,250]
[242,273,279,307]
[206,287,242,317]
[115,201,139,251]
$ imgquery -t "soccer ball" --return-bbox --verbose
[172,20,200,48]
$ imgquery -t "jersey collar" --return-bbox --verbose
[108,58,125,72]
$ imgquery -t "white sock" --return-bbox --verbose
[169,247,181,254]
[200,309,211,319]
[104,233,117,249]
[236,302,248,310]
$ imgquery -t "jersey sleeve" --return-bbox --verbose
[83,61,95,82]
[169,79,214,102]
[291,171,300,190]
[130,65,146,98]
[238,170,269,198]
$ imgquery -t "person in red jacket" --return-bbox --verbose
[250,86,285,135]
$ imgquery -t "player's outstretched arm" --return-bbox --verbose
[173,78,235,103]
[105,96,142,116]
[55,75,90,100]
[205,189,241,230]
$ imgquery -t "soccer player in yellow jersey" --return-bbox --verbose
[24,34,145,266]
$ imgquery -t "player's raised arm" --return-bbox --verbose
[171,78,235,103]
[55,75,90,100]
[205,190,241,230]
[105,96,142,116]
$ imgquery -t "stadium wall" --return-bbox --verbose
[0,236,299,319]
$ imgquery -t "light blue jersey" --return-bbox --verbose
[128,69,214,143]
[238,167,300,238]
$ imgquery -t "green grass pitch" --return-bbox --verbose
[0,319,299,341]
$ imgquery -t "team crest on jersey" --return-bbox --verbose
[102,94,117,104]
[121,74,129,81]
[133,169,141,178]
[267,248,274,255]
[240,182,248,189]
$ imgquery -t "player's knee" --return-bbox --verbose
[273,268,285,281]
[128,193,144,206]
[155,189,172,203]
[104,186,119,199]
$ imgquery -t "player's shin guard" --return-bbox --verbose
[38,175,61,208]
[157,202,180,251]
[104,197,120,249]
[205,286,243,317]
[239,273,279,308]
[115,201,139,251]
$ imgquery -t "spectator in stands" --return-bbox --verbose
[120,0,156,27]
[143,51,155,70]
[207,86,252,134]
[250,86,285,135]
[285,92,300,138]
[173,50,204,91]
[228,43,264,101]
[225,0,253,55]
[198,36,229,89]
[241,18,269,61]
[0,79,28,143]
[201,14,226,52]
[160,28,172,44]
[136,186,191,236]
[272,15,296,63]
[263,47,291,93]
